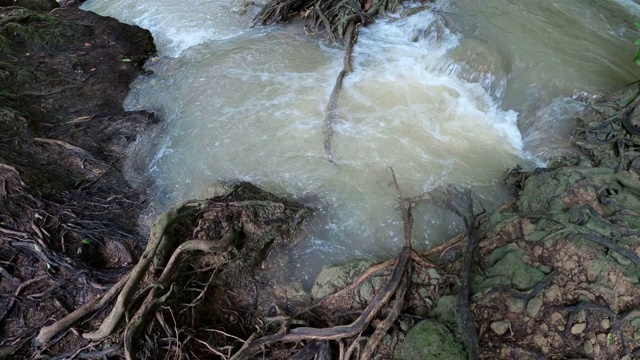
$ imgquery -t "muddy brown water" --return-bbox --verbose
[82,0,640,284]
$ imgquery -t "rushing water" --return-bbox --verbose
[82,0,640,283]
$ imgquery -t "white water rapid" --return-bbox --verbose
[82,0,640,283]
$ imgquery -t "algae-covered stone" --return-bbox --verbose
[311,259,376,300]
[526,294,543,317]
[476,247,546,292]
[586,259,610,283]
[433,295,459,326]
[449,38,507,98]
[490,320,511,336]
[506,296,525,313]
[584,340,594,355]
[401,320,466,360]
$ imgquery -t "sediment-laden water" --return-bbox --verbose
[82,0,640,282]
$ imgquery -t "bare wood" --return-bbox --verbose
[33,137,88,154]
[35,273,129,345]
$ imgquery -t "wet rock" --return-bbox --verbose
[506,296,525,313]
[311,259,376,300]
[401,320,466,360]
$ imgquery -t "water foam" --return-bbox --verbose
[84,3,535,282]
[82,0,259,56]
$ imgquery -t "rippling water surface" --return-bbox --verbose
[82,0,640,282]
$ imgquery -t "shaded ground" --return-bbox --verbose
[3,2,640,360]
[0,3,156,358]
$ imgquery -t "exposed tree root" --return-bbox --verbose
[257,0,430,163]
[123,231,237,360]
[225,169,481,359]
[359,264,410,360]
[323,21,356,164]
[82,200,207,342]
[35,273,129,345]
[33,201,208,346]
[230,245,412,359]
[457,189,480,360]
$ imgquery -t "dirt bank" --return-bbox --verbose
[0,3,156,357]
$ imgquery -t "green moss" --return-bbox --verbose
[401,320,466,360]
[432,295,459,326]
[476,248,546,292]
[0,9,80,53]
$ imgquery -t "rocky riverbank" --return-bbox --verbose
[3,2,640,360]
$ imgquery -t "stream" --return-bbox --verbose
[82,0,640,284]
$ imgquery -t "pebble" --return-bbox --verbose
[571,323,587,334]
[490,320,511,336]
[584,340,594,355]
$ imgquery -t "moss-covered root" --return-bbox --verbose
[82,200,207,342]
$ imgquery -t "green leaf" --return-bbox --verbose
[635,39,640,46]
[607,333,613,346]
[633,51,640,65]
[82,238,91,245]
[635,22,640,29]
[121,58,132,62]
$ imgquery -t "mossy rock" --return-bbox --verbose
[432,295,459,326]
[0,8,81,54]
[474,246,546,293]
[400,319,466,360]
[311,259,377,300]
[1,0,60,11]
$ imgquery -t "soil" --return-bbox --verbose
[3,1,640,360]
[0,3,156,358]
